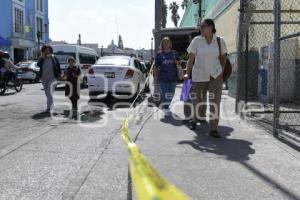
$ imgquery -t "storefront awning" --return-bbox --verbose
[0,36,11,46]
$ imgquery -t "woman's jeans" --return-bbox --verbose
[160,81,177,110]
[42,79,55,111]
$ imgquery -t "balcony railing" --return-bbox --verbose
[12,24,34,40]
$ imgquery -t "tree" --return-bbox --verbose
[162,0,167,28]
[169,2,180,27]
[181,0,188,10]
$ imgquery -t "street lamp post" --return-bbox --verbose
[151,37,154,62]
[37,30,42,57]
[36,23,48,58]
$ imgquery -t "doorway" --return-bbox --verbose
[13,48,25,64]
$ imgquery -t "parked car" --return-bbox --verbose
[16,61,40,83]
[88,56,149,99]
[52,44,98,87]
[140,62,150,93]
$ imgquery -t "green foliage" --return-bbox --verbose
[162,0,168,28]
[169,2,180,27]
[181,0,188,10]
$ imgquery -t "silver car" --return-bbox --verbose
[16,61,40,83]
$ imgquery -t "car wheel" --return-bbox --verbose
[0,80,6,95]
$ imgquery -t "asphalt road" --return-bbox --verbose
[1,82,300,200]
[0,82,149,200]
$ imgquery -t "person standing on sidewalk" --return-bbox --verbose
[37,45,61,113]
[155,37,180,117]
[63,57,81,116]
[184,18,228,138]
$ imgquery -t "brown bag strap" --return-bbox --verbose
[217,36,222,56]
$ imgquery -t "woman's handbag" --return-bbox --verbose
[177,64,184,80]
[172,52,184,81]
[217,37,232,82]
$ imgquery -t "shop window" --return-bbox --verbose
[36,17,43,40]
[14,8,24,34]
[36,0,43,12]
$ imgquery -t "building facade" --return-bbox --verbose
[180,0,238,53]
[181,0,300,100]
[0,0,49,63]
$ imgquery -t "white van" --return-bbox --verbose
[52,44,98,86]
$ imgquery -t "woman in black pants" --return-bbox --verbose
[64,57,81,116]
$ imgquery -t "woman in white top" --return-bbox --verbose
[184,18,228,138]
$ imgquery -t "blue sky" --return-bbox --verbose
[49,0,184,49]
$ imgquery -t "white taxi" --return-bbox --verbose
[88,56,149,99]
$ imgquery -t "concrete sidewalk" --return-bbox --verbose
[129,87,300,200]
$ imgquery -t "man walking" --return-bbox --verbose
[37,45,61,113]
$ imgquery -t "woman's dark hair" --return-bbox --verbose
[67,56,76,63]
[41,45,53,54]
[203,18,217,34]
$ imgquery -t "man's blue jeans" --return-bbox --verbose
[42,79,55,111]
[160,81,177,110]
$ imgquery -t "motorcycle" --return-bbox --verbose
[0,70,23,95]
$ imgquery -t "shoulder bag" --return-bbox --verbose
[217,37,232,82]
[173,52,184,80]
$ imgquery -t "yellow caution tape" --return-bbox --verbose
[121,111,190,199]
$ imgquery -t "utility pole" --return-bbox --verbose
[155,0,162,54]
[153,0,162,102]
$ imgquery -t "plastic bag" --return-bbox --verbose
[180,79,192,102]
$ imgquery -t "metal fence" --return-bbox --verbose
[236,0,300,140]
